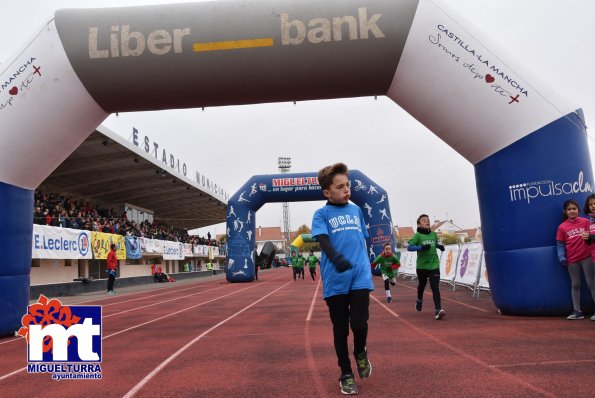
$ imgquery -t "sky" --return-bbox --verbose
[2,0,594,238]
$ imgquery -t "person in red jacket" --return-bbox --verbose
[106,243,118,294]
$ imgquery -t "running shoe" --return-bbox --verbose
[339,373,358,395]
[354,349,372,379]
[415,299,423,312]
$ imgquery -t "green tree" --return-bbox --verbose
[440,233,461,245]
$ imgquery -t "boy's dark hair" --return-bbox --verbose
[318,163,349,190]
[562,199,580,220]
[383,243,391,249]
[416,214,429,225]
[584,193,595,215]
[110,243,116,250]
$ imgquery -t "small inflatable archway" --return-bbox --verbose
[0,0,593,334]
[225,171,394,282]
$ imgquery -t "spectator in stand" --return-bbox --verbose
[33,207,44,225]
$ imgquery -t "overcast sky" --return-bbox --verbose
[2,0,594,237]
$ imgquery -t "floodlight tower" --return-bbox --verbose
[278,157,292,258]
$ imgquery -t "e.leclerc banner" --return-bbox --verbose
[32,225,92,259]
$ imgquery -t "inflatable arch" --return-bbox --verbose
[225,171,395,282]
[0,0,592,333]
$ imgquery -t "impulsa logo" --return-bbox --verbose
[508,171,591,204]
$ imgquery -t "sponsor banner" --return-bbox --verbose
[125,237,141,259]
[454,243,483,286]
[32,225,92,260]
[478,251,489,289]
[91,232,125,260]
[192,244,201,255]
[141,237,163,254]
[183,243,192,257]
[213,246,220,256]
[439,244,460,282]
[399,250,417,275]
[162,241,184,260]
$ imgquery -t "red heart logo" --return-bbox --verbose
[485,74,495,83]
[9,86,18,95]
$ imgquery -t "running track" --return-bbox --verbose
[0,268,593,397]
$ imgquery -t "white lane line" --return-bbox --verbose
[306,277,322,322]
[375,295,556,398]
[370,295,400,317]
[103,285,228,318]
[492,359,595,369]
[0,274,286,381]
[395,282,489,312]
[122,281,292,398]
[0,284,225,349]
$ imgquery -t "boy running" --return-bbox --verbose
[312,162,373,395]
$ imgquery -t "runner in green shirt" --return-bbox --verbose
[371,243,400,303]
[297,251,306,279]
[407,214,446,320]
[290,251,300,281]
[307,250,319,281]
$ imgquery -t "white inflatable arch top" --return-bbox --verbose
[0,0,592,334]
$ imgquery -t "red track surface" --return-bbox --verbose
[1,268,594,397]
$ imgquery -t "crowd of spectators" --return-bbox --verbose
[33,190,221,247]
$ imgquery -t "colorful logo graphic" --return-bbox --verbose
[78,232,90,256]
[445,250,453,275]
[459,249,469,277]
[18,295,102,380]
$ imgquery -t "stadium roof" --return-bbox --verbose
[38,125,227,230]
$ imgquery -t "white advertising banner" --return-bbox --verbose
[31,225,92,259]
[141,238,163,254]
[183,243,192,257]
[439,244,460,282]
[478,251,490,289]
[162,241,184,260]
[399,250,417,276]
[454,243,483,286]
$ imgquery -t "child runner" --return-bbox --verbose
[408,214,446,320]
[371,243,400,303]
[297,250,306,279]
[290,251,299,281]
[307,249,319,281]
[312,162,373,395]
[556,199,594,319]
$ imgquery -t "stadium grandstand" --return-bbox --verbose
[30,125,228,294]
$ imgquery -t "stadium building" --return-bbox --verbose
[30,124,228,295]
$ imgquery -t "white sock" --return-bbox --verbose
[385,290,391,297]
